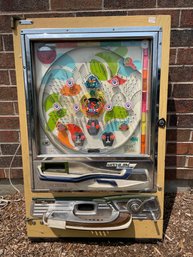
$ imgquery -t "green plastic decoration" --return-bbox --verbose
[47,109,67,132]
[96,52,120,77]
[90,59,108,80]
[104,106,129,123]
[44,93,59,112]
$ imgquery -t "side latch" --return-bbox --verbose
[158,118,166,128]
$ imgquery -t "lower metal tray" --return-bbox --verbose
[31,195,160,231]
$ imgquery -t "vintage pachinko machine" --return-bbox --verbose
[13,16,170,239]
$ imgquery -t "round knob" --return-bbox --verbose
[158,118,166,128]
[126,199,142,214]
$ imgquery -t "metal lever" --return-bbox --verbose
[149,208,157,222]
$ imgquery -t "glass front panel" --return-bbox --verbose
[32,39,152,156]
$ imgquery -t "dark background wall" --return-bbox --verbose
[0,0,193,182]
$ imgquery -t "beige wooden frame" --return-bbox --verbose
[13,15,170,239]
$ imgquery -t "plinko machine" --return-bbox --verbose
[13,16,170,239]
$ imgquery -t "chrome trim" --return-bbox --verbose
[153,31,162,188]
[33,156,152,162]
[149,31,160,188]
[35,154,151,159]
[21,26,161,35]
[21,34,35,189]
[24,31,158,43]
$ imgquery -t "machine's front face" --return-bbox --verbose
[23,28,160,191]
[16,17,170,238]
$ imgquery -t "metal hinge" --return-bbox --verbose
[19,20,33,25]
